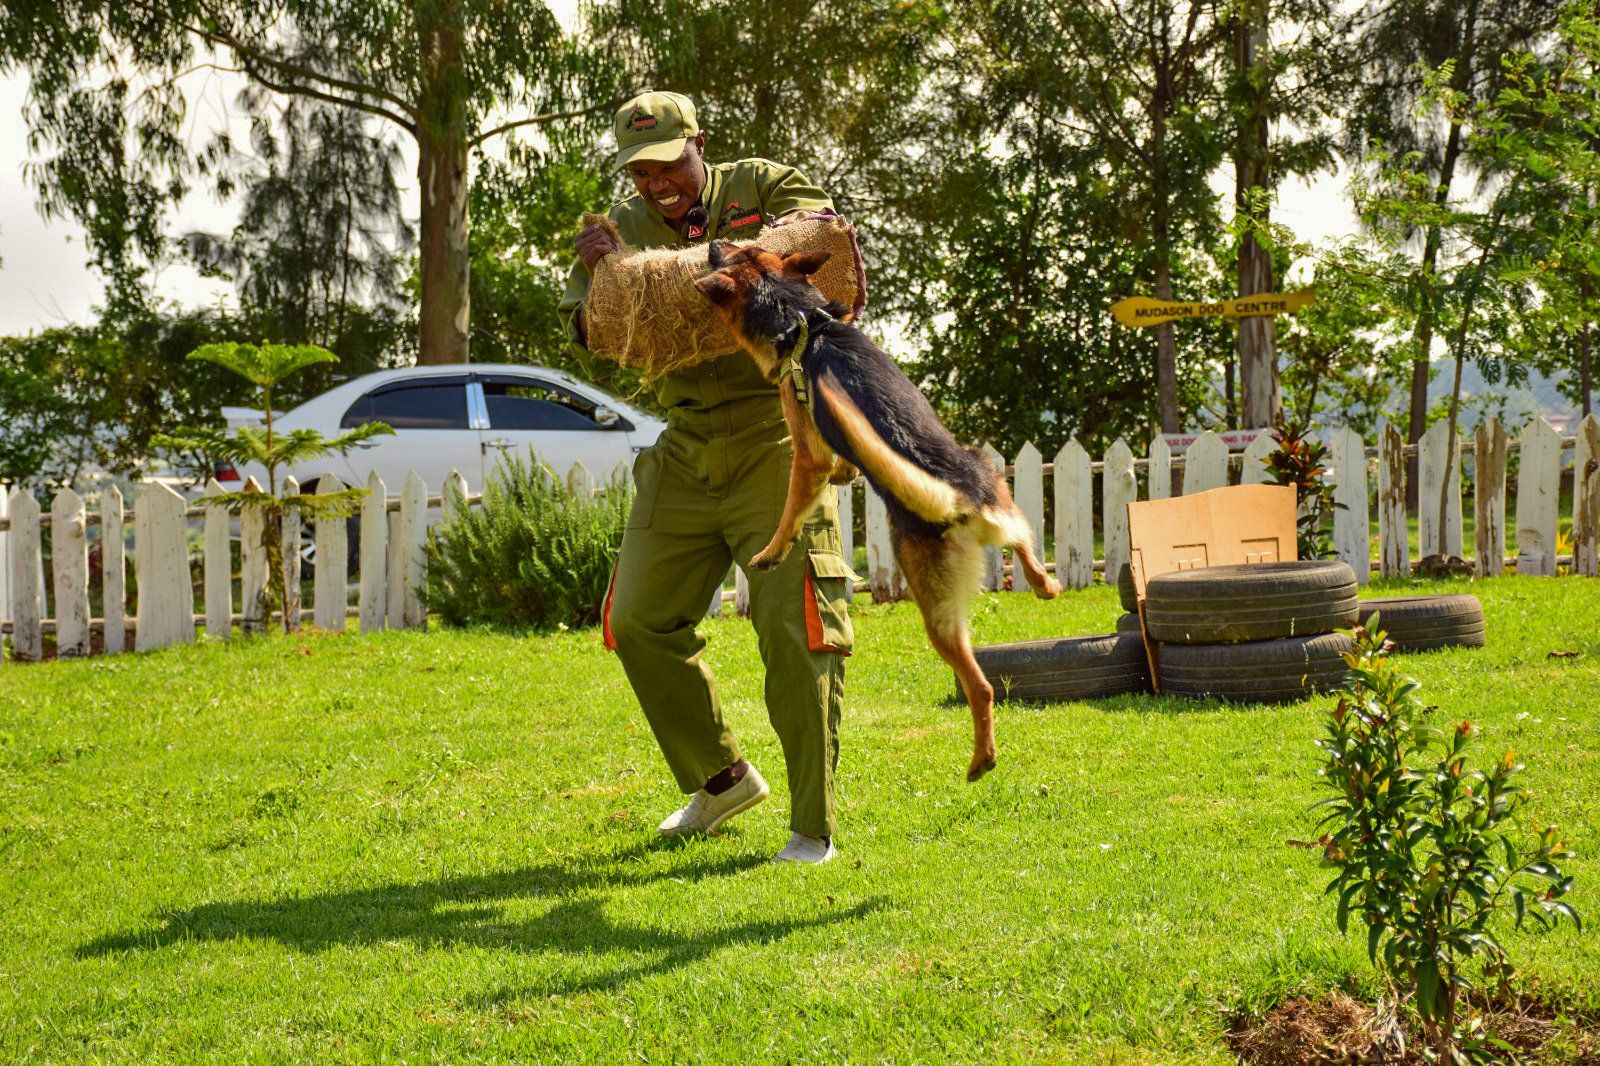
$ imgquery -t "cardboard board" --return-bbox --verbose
[1125,484,1299,693]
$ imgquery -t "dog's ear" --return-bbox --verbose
[707,239,728,269]
[693,272,737,304]
[780,249,832,278]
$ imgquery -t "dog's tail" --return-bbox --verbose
[815,374,969,525]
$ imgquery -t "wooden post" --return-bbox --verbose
[1378,422,1409,579]
[51,489,90,657]
[133,483,195,652]
[239,477,268,635]
[360,471,388,633]
[1473,419,1508,578]
[1575,415,1600,577]
[1418,420,1463,558]
[865,485,901,602]
[1054,439,1094,589]
[1012,442,1044,592]
[979,444,1004,590]
[101,484,126,654]
[443,469,470,522]
[1147,435,1172,500]
[8,490,42,661]
[1184,431,1228,494]
[1102,438,1136,586]
[399,471,428,629]
[1516,418,1561,575]
[386,505,404,631]
[0,486,8,647]
[734,564,751,617]
[314,474,349,632]
[202,477,231,641]
[566,461,594,498]
[1240,431,1276,485]
[837,482,854,571]
[280,476,302,632]
[1330,427,1370,585]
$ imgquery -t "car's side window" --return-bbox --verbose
[341,381,470,429]
[480,376,621,431]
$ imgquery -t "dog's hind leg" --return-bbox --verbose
[898,531,997,782]
[974,495,1062,599]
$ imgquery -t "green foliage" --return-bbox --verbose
[425,451,630,631]
[1311,624,1580,1061]
[1262,421,1341,560]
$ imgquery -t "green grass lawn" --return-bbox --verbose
[3,576,1597,1060]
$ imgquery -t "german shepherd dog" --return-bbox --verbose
[693,240,1061,782]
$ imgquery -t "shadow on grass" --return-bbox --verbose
[78,838,887,996]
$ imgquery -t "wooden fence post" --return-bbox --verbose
[980,444,1005,590]
[1419,420,1463,558]
[51,489,90,657]
[734,564,750,617]
[240,477,268,635]
[567,461,594,497]
[1516,418,1561,575]
[101,485,126,654]
[280,475,302,632]
[1240,431,1276,485]
[1575,414,1600,577]
[1012,442,1044,593]
[8,489,42,661]
[202,478,231,640]
[1184,431,1228,494]
[399,471,428,629]
[386,504,404,630]
[133,483,195,652]
[1147,435,1172,500]
[1378,422,1409,579]
[0,486,8,646]
[360,471,388,633]
[838,482,854,570]
[1054,439,1093,589]
[1330,426,1369,584]
[1474,419,1508,578]
[865,485,901,602]
[314,474,349,632]
[1102,438,1136,585]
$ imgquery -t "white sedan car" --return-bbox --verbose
[221,363,665,497]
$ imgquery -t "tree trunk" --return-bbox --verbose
[1151,51,1180,434]
[416,9,471,365]
[1235,0,1279,429]
[1581,276,1594,419]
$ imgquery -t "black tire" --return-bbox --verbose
[970,633,1150,703]
[1158,632,1354,703]
[1116,612,1143,634]
[1144,561,1359,644]
[1357,595,1486,652]
[1116,562,1138,611]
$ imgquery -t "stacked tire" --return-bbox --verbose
[1143,561,1359,703]
[971,633,1150,704]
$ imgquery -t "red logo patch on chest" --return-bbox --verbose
[728,211,761,229]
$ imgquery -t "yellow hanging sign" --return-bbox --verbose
[1110,289,1316,328]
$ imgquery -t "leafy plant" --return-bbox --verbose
[153,342,392,632]
[1309,623,1580,1062]
[1262,421,1341,559]
[425,450,630,631]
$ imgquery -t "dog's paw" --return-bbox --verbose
[748,547,790,572]
[966,754,997,783]
[1035,578,1062,601]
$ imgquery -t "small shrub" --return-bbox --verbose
[425,451,631,630]
[1308,623,1580,1062]
[1263,420,1341,559]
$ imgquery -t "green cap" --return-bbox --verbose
[612,91,699,171]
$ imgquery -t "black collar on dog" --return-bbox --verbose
[780,308,832,408]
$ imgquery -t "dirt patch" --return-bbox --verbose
[1227,992,1600,1064]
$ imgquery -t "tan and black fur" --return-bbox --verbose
[694,241,1060,782]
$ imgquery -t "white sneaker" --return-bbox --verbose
[772,832,836,865]
[657,766,770,837]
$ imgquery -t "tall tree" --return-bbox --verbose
[1,0,628,364]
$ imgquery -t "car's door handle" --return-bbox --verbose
[483,437,515,452]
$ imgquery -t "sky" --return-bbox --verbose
[0,1,1361,339]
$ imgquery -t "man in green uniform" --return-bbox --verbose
[558,91,853,865]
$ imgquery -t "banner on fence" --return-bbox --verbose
[1110,289,1316,328]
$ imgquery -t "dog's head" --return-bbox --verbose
[692,240,833,372]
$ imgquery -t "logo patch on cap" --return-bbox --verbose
[626,105,657,131]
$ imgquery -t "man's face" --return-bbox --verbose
[626,133,708,225]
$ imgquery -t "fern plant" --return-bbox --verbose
[153,342,392,632]
[425,450,630,630]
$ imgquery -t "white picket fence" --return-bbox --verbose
[2,414,1597,660]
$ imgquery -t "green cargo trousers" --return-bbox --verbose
[604,407,853,840]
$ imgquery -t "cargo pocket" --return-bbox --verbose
[804,550,856,655]
[626,444,662,529]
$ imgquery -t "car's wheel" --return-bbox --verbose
[297,480,362,579]
[1143,561,1360,644]
[968,633,1151,703]
[1157,632,1354,703]
[1357,595,1486,652]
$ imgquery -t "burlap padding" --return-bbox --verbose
[579,212,864,379]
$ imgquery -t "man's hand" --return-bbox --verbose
[576,221,622,269]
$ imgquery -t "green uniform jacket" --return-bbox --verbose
[557,158,832,420]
